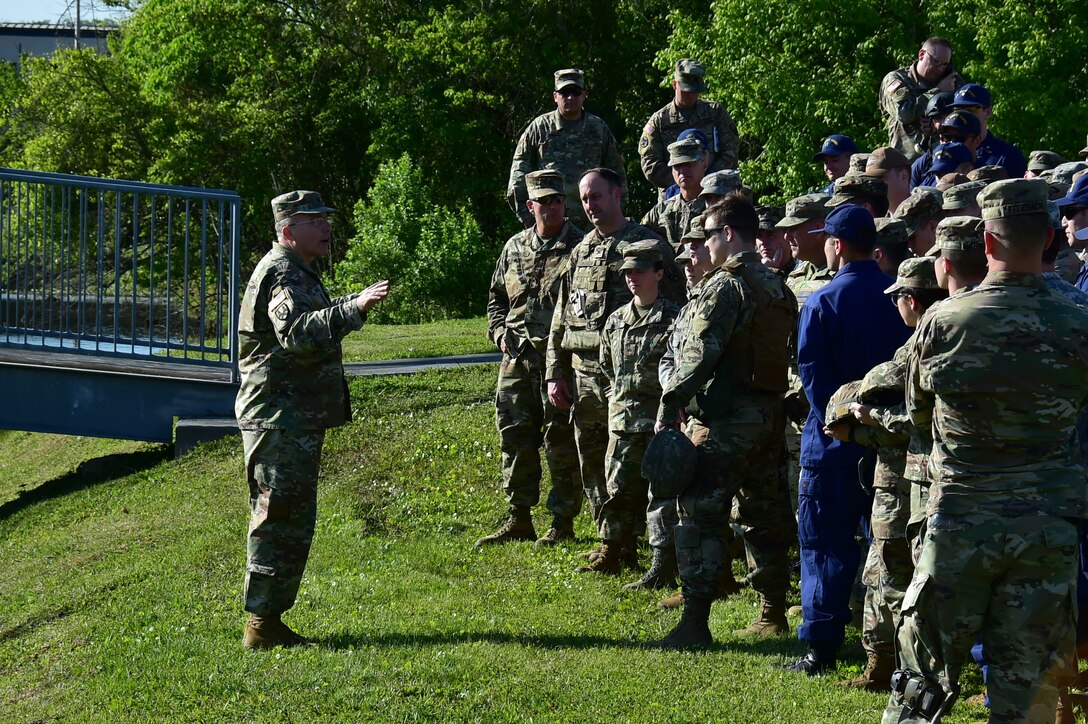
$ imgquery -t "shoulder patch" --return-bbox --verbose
[886,79,904,94]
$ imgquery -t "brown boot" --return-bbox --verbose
[838,651,895,692]
[659,596,714,648]
[657,591,684,610]
[575,542,622,575]
[242,614,311,650]
[534,517,575,547]
[736,597,789,637]
[578,542,604,561]
[474,509,536,547]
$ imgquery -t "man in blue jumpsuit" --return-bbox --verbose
[781,204,911,674]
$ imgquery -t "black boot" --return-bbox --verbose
[776,643,837,676]
[659,596,714,648]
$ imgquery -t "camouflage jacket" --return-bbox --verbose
[546,221,683,378]
[487,222,583,359]
[507,110,627,229]
[638,99,739,189]
[600,296,681,433]
[908,272,1088,518]
[659,251,790,424]
[879,62,965,161]
[854,349,912,490]
[235,244,364,430]
[641,194,707,251]
[786,260,835,309]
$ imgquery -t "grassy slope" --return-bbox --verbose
[340,317,493,362]
[0,366,987,722]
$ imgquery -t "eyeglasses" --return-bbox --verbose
[1062,206,1088,220]
[534,194,565,206]
[923,49,951,69]
[704,225,726,237]
[290,216,332,227]
[890,291,912,305]
[557,88,584,98]
[939,133,968,143]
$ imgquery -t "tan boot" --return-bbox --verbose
[838,651,895,692]
[575,542,622,575]
[736,597,789,637]
[578,542,604,561]
[243,614,311,650]
[534,517,575,547]
[657,591,684,610]
[474,509,536,547]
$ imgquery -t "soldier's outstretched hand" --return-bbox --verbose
[356,280,390,313]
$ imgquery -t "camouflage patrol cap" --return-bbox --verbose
[642,427,697,498]
[676,245,692,262]
[930,215,984,255]
[966,165,1008,184]
[1050,181,1072,201]
[668,138,705,166]
[874,217,909,248]
[674,58,707,93]
[700,170,743,198]
[554,68,585,91]
[941,180,987,211]
[777,193,831,228]
[860,359,907,399]
[977,178,1049,220]
[619,240,663,271]
[682,213,707,243]
[826,381,863,427]
[826,174,888,208]
[271,190,336,223]
[525,169,565,200]
[1053,162,1088,186]
[894,188,944,236]
[1028,150,1065,174]
[884,256,939,294]
[756,205,785,231]
[936,172,971,192]
[849,153,871,174]
[866,147,911,175]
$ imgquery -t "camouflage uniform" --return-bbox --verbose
[659,250,796,603]
[879,62,965,161]
[639,100,739,191]
[487,220,583,521]
[599,290,680,543]
[507,111,626,231]
[885,180,1088,723]
[236,234,366,616]
[547,222,683,519]
[642,194,707,252]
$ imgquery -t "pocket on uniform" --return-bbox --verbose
[899,572,931,617]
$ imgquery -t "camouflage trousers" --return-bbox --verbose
[675,403,794,601]
[784,420,802,518]
[906,481,930,566]
[572,360,609,518]
[883,512,1079,724]
[599,430,652,541]
[862,483,914,659]
[495,349,581,519]
[242,427,324,616]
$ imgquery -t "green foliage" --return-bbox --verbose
[339,316,491,362]
[333,154,494,323]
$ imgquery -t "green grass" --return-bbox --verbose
[0,366,989,722]
[340,316,493,362]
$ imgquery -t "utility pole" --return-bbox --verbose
[74,0,81,50]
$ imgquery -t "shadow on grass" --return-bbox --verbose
[318,629,731,652]
[0,446,171,521]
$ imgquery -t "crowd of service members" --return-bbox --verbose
[484,36,1088,723]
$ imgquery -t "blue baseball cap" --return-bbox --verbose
[677,128,710,149]
[812,134,859,162]
[812,204,877,247]
[930,142,974,175]
[940,110,981,137]
[951,83,992,109]
[1055,173,1088,208]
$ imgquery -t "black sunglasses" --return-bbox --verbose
[557,88,584,98]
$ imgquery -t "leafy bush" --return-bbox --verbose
[332,154,495,324]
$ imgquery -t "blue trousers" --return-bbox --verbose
[797,465,872,650]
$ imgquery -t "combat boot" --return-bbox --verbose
[657,591,684,610]
[659,596,714,648]
[737,596,789,637]
[474,508,536,547]
[619,539,643,571]
[534,517,575,547]
[838,651,894,692]
[242,614,311,650]
[623,546,676,591]
[575,542,622,575]
[578,543,603,561]
[776,644,837,676]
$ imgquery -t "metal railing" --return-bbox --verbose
[0,168,241,381]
